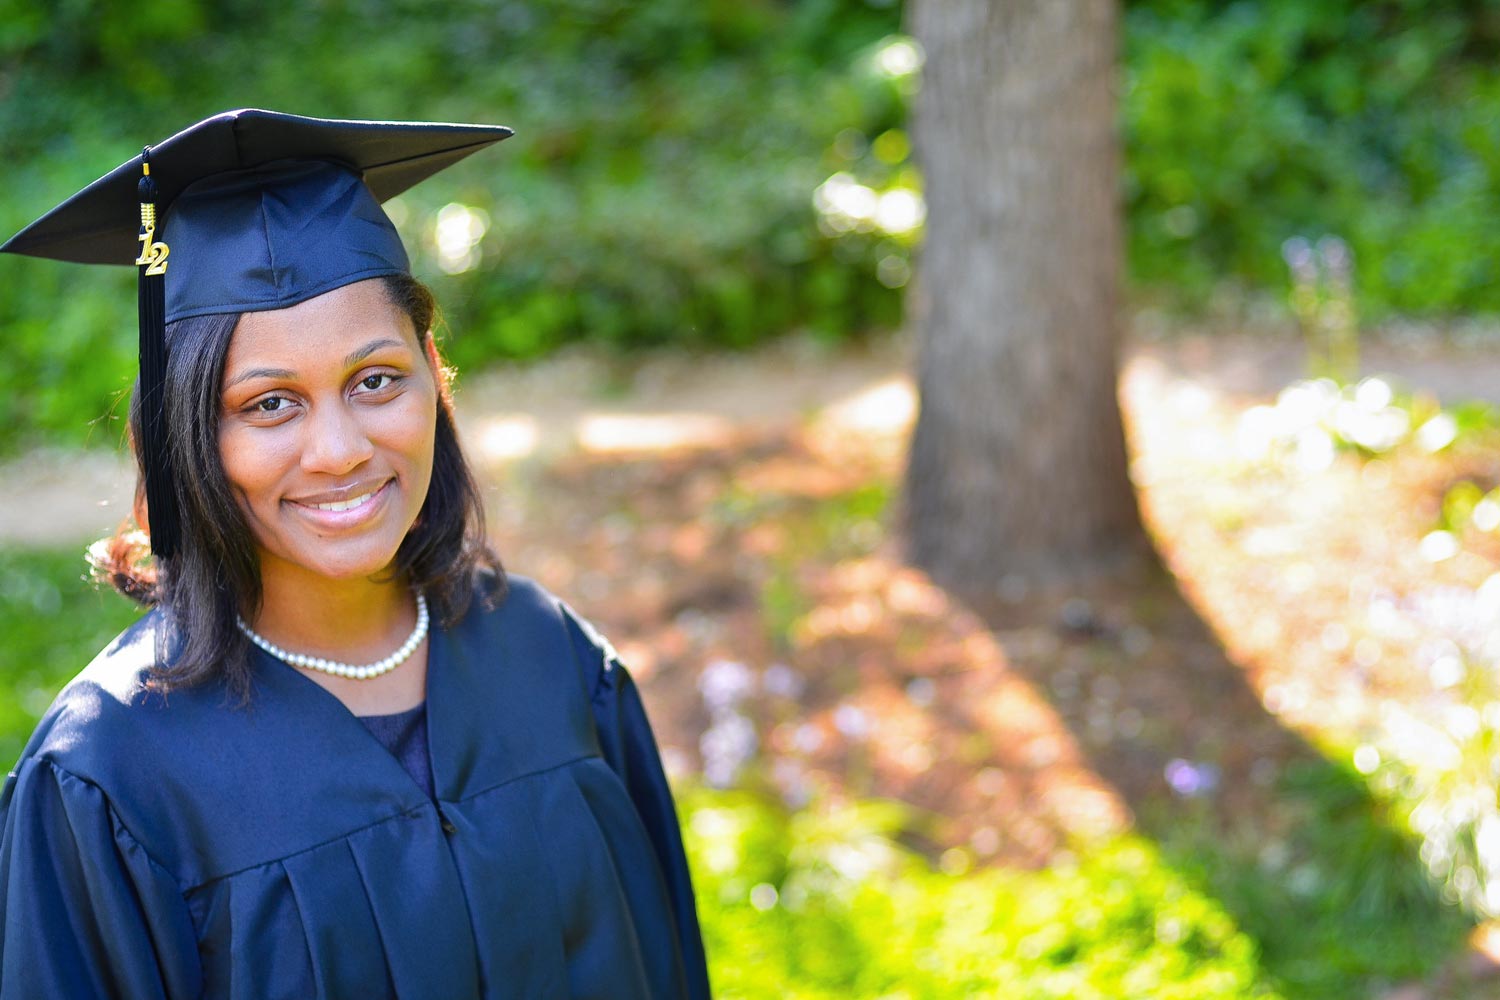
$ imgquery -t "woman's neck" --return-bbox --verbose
[252,564,413,657]
[247,561,430,715]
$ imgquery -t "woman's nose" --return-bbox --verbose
[300,400,375,475]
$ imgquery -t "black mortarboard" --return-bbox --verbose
[0,109,513,559]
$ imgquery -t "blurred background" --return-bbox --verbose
[6,0,1500,996]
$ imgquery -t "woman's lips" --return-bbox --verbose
[310,489,377,512]
[285,478,393,530]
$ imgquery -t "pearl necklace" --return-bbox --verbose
[237,592,429,680]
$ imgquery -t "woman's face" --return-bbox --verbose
[218,278,438,586]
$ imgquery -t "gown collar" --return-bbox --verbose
[246,578,600,808]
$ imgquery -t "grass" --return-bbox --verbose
[1151,760,1469,996]
[685,786,1276,999]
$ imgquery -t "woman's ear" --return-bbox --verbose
[422,331,456,407]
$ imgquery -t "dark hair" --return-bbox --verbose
[92,273,504,696]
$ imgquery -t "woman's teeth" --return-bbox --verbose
[310,490,374,512]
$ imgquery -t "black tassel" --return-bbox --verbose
[136,149,179,559]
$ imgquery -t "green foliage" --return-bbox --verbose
[683,786,1276,999]
[1156,760,1467,998]
[0,547,142,766]
[0,0,904,453]
[9,2,1500,452]
[1124,0,1500,317]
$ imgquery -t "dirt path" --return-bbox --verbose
[0,334,912,547]
[4,326,1499,547]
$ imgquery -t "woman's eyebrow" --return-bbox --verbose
[224,366,296,389]
[343,338,406,368]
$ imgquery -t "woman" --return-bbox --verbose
[0,110,711,999]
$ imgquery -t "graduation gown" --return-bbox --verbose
[0,576,711,999]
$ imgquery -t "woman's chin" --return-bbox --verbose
[258,538,407,588]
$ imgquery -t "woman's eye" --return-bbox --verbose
[359,373,397,392]
[255,396,287,412]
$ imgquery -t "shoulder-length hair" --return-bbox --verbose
[92,273,504,697]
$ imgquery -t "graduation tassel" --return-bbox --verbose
[135,148,179,559]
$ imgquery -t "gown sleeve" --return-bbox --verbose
[564,611,712,1000]
[0,757,202,1000]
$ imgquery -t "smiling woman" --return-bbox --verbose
[90,273,478,708]
[218,282,442,692]
[0,111,710,1000]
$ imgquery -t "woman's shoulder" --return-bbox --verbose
[476,571,615,655]
[469,571,570,636]
[459,571,617,696]
[18,610,204,786]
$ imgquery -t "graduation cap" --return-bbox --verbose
[0,109,513,560]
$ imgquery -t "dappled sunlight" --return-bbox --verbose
[431,201,489,275]
[1122,351,1495,732]
[576,412,740,455]
[777,551,1132,862]
[483,342,1484,902]
[475,334,1499,990]
[812,376,916,438]
[804,375,915,475]
[480,364,1472,992]
[467,414,540,463]
[1124,342,1500,944]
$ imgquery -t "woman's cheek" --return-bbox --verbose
[219,422,293,506]
[379,392,439,459]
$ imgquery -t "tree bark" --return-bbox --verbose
[904,0,1147,594]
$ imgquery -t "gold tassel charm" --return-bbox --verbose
[135,160,170,276]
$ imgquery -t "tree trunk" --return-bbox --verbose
[904,0,1147,594]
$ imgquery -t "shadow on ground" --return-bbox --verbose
[971,560,1482,999]
[488,412,1484,998]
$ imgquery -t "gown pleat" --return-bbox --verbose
[547,763,657,998]
[341,809,483,998]
[213,860,312,998]
[0,575,711,1000]
[445,774,572,998]
[282,839,394,997]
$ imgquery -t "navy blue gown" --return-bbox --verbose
[0,576,711,999]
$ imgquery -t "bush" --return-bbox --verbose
[0,0,905,452]
[1124,0,1500,316]
[0,548,142,765]
[7,0,1500,452]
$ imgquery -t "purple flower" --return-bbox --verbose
[772,758,810,808]
[700,712,757,788]
[1164,758,1221,798]
[698,659,755,714]
[833,704,871,740]
[905,677,936,708]
[792,723,825,754]
[762,663,805,700]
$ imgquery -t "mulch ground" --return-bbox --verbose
[473,334,1500,997]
